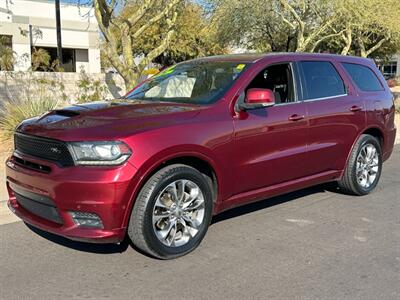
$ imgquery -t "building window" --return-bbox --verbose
[377,61,397,79]
[75,49,89,72]
[0,35,14,71]
[31,47,76,72]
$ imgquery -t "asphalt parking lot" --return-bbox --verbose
[0,146,399,300]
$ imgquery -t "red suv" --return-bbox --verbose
[6,53,396,259]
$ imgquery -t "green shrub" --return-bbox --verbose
[0,35,14,71]
[0,71,66,148]
[0,97,58,143]
[31,48,51,71]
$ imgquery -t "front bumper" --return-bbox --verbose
[6,154,138,243]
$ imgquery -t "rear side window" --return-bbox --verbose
[300,61,346,100]
[342,63,383,92]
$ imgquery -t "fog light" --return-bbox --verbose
[69,211,103,228]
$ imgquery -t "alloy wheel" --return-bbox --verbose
[356,143,379,189]
[152,179,205,247]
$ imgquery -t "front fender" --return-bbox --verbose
[121,146,220,227]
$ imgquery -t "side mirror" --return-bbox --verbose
[239,88,275,110]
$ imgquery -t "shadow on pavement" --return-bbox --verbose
[212,182,339,224]
[24,182,339,254]
[25,223,131,254]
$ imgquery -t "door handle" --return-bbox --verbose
[349,105,362,112]
[288,114,305,121]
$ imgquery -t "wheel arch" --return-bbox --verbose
[122,151,220,228]
[340,126,384,178]
[362,127,384,147]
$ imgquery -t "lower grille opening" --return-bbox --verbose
[14,192,63,225]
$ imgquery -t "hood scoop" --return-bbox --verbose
[52,109,81,117]
[35,109,81,125]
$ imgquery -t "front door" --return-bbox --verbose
[232,63,309,195]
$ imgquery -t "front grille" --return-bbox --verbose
[14,133,74,167]
[13,156,51,173]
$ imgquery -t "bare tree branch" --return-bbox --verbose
[132,0,181,39]
[309,30,345,52]
[277,0,305,51]
[137,11,178,71]
[340,27,352,55]
[360,35,390,57]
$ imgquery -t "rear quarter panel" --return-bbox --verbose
[342,59,396,160]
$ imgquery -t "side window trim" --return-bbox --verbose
[292,62,305,102]
[278,62,298,105]
[297,60,348,102]
[297,93,348,103]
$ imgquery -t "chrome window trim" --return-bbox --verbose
[273,100,298,106]
[302,93,348,102]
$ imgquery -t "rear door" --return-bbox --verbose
[298,60,366,175]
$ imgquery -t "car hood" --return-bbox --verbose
[16,100,204,141]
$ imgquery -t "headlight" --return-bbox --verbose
[68,141,132,166]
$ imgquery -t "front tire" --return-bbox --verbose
[338,134,382,195]
[128,164,213,259]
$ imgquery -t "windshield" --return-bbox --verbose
[125,61,249,104]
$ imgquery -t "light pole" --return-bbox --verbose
[55,0,63,65]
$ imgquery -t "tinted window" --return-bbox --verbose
[300,61,346,100]
[342,63,383,91]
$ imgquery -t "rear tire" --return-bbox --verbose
[338,134,382,195]
[128,164,213,259]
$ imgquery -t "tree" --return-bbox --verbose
[213,0,295,52]
[212,0,400,59]
[94,0,183,90]
[213,0,343,53]
[128,2,226,66]
[336,0,400,58]
[276,0,344,52]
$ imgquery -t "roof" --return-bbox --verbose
[190,52,373,65]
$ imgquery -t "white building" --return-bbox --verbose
[0,0,100,73]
